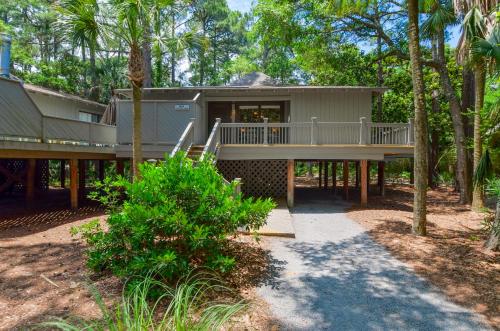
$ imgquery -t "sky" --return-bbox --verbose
[227,0,253,13]
[226,0,462,49]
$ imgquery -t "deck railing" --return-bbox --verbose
[42,116,116,146]
[170,118,195,156]
[200,118,221,161]
[218,117,414,146]
[0,115,116,146]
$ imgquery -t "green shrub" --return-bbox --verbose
[73,153,275,280]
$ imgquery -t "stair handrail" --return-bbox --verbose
[171,118,195,157]
[200,118,221,162]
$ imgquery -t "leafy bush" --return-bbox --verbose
[74,153,275,280]
[40,272,247,330]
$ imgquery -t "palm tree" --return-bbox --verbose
[55,0,101,100]
[407,0,429,235]
[454,0,498,209]
[110,0,152,179]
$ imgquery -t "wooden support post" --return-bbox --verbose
[60,160,66,188]
[367,161,371,193]
[287,159,294,209]
[355,161,360,188]
[343,160,349,200]
[378,161,385,196]
[116,159,124,176]
[409,159,414,184]
[78,160,86,199]
[98,160,105,181]
[360,160,368,207]
[70,159,78,209]
[26,159,36,202]
[332,161,337,195]
[318,161,322,188]
[323,161,328,189]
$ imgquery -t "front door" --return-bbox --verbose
[207,102,232,132]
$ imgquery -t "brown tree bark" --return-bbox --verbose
[485,198,500,251]
[433,31,470,201]
[408,0,428,236]
[129,43,144,179]
[429,89,440,188]
[142,23,153,88]
[472,62,486,210]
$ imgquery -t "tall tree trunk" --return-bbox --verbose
[142,23,153,88]
[408,0,428,236]
[472,62,486,210]
[434,30,470,203]
[462,68,475,201]
[429,89,440,188]
[171,11,176,86]
[89,45,99,101]
[375,1,383,122]
[485,197,500,251]
[129,43,144,179]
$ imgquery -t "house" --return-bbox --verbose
[0,31,413,209]
[0,65,413,210]
[23,83,106,123]
[0,76,116,207]
[114,72,414,207]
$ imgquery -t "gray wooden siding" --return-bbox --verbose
[0,78,43,139]
[117,100,197,145]
[289,90,372,144]
[290,90,371,122]
[28,92,104,120]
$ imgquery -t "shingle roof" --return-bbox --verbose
[229,72,278,87]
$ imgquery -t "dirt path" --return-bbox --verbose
[257,198,492,330]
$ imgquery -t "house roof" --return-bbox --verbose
[115,71,388,97]
[24,83,106,109]
[116,85,388,96]
[229,72,278,87]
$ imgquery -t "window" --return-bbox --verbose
[79,111,101,123]
[237,103,283,123]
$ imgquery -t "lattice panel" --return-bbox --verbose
[0,160,27,193]
[0,159,49,195]
[217,160,287,198]
[36,159,49,191]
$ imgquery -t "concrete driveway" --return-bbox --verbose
[257,199,491,330]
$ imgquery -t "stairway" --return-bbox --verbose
[186,145,205,159]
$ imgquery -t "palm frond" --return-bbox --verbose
[471,25,500,70]
[473,148,493,186]
[421,0,457,38]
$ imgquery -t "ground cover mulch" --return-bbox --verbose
[0,208,277,330]
[347,184,500,329]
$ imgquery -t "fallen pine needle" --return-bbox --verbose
[40,274,59,288]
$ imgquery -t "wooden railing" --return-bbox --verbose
[170,118,195,156]
[0,115,116,146]
[219,117,414,146]
[200,118,221,161]
[42,116,116,146]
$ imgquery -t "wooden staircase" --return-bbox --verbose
[186,145,205,159]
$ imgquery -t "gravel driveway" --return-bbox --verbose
[257,199,491,331]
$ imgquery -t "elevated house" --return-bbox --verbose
[0,32,413,210]
[114,72,414,207]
